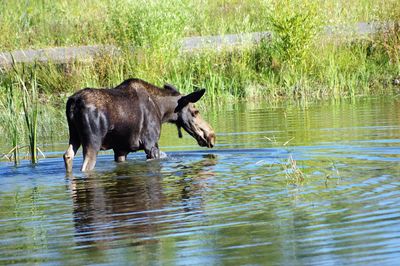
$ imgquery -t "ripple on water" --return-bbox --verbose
[1,97,400,265]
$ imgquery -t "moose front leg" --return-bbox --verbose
[145,143,167,160]
[114,149,128,162]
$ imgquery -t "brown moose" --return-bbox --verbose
[63,78,215,172]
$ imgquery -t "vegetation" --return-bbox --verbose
[0,0,399,163]
[1,80,22,165]
[19,70,40,164]
[1,65,48,164]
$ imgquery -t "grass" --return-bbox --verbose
[0,0,398,101]
[0,80,22,165]
[19,71,40,164]
[263,136,306,185]
[0,0,398,50]
[0,65,48,165]
[263,136,346,186]
[0,0,399,164]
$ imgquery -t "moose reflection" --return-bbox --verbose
[63,78,216,172]
[68,155,217,249]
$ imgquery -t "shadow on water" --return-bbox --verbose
[67,154,218,251]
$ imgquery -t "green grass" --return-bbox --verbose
[19,71,39,164]
[0,0,398,50]
[0,0,399,164]
[0,65,61,164]
[0,0,398,101]
[0,80,22,165]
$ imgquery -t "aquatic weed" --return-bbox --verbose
[283,154,305,185]
[264,136,305,185]
[324,161,342,187]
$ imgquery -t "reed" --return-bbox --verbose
[19,72,39,164]
[263,136,306,185]
[0,63,43,165]
[0,82,22,165]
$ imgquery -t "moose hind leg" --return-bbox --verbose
[81,130,101,171]
[79,108,107,172]
[64,142,80,173]
[63,121,81,172]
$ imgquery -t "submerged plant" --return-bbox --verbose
[324,161,342,187]
[264,136,305,185]
[283,154,305,185]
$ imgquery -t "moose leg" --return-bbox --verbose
[145,143,159,160]
[81,146,98,172]
[63,142,80,173]
[81,137,101,172]
[114,150,128,162]
[63,121,81,173]
[145,143,167,160]
[79,109,107,172]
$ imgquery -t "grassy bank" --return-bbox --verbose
[0,0,398,50]
[0,0,399,162]
[0,0,398,99]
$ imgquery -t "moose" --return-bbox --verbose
[63,78,215,172]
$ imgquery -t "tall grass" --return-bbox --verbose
[0,65,44,164]
[0,81,22,165]
[0,0,397,50]
[19,72,39,164]
[267,0,321,66]
[0,0,399,160]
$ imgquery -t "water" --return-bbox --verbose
[1,97,400,265]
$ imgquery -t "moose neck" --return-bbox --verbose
[152,95,181,124]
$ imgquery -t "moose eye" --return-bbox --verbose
[191,110,199,116]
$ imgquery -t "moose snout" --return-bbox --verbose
[207,132,216,148]
[197,127,215,148]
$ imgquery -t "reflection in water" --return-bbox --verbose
[68,155,217,250]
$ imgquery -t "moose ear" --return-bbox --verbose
[174,89,205,112]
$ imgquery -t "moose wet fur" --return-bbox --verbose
[63,78,215,172]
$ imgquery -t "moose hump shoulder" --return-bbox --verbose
[63,78,216,172]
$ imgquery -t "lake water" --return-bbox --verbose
[1,96,400,265]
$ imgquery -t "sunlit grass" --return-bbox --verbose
[0,0,398,103]
[0,66,47,165]
[0,81,22,165]
[19,72,40,164]
[0,0,398,50]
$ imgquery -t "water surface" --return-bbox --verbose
[1,97,400,265]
